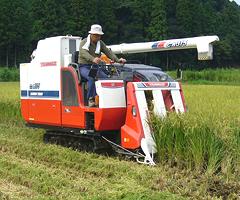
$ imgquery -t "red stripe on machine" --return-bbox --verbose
[101,82,124,88]
[40,61,57,67]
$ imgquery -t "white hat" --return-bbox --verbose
[89,24,104,35]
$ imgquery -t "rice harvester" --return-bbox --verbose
[20,35,219,165]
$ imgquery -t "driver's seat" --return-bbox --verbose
[73,51,79,63]
[68,51,88,105]
[68,51,86,83]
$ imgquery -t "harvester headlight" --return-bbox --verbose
[132,106,137,117]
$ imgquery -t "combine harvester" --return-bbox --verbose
[20,35,219,165]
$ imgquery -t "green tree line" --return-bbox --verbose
[0,0,239,70]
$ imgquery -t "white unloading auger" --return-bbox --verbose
[108,35,219,60]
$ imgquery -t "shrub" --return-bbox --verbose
[0,67,20,81]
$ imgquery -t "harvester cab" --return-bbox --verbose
[20,35,219,165]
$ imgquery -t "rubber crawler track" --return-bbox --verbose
[43,131,114,155]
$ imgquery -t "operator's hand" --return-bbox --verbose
[119,58,126,64]
[93,57,102,64]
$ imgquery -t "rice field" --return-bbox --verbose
[0,82,239,199]
[151,84,240,176]
[168,68,240,85]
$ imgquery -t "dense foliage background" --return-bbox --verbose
[0,0,239,70]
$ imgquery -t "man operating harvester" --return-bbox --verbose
[78,24,126,107]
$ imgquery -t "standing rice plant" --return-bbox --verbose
[151,114,189,168]
[205,132,225,175]
[223,128,240,177]
[187,121,226,175]
[172,117,188,168]
[151,115,175,164]
[187,125,208,171]
[233,129,240,174]
[151,113,229,175]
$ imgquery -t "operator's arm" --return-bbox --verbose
[78,39,95,63]
[100,41,120,63]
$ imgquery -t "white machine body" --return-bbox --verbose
[20,36,81,101]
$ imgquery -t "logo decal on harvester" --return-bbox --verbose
[152,41,166,49]
[40,61,57,67]
[28,90,59,98]
[144,82,169,87]
[152,40,188,49]
[29,83,40,89]
[137,82,177,88]
[166,40,188,48]
[101,82,124,88]
[20,90,59,98]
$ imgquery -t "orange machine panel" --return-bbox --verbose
[94,108,127,131]
[28,99,61,126]
[61,105,85,129]
[21,99,29,122]
[120,83,144,149]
